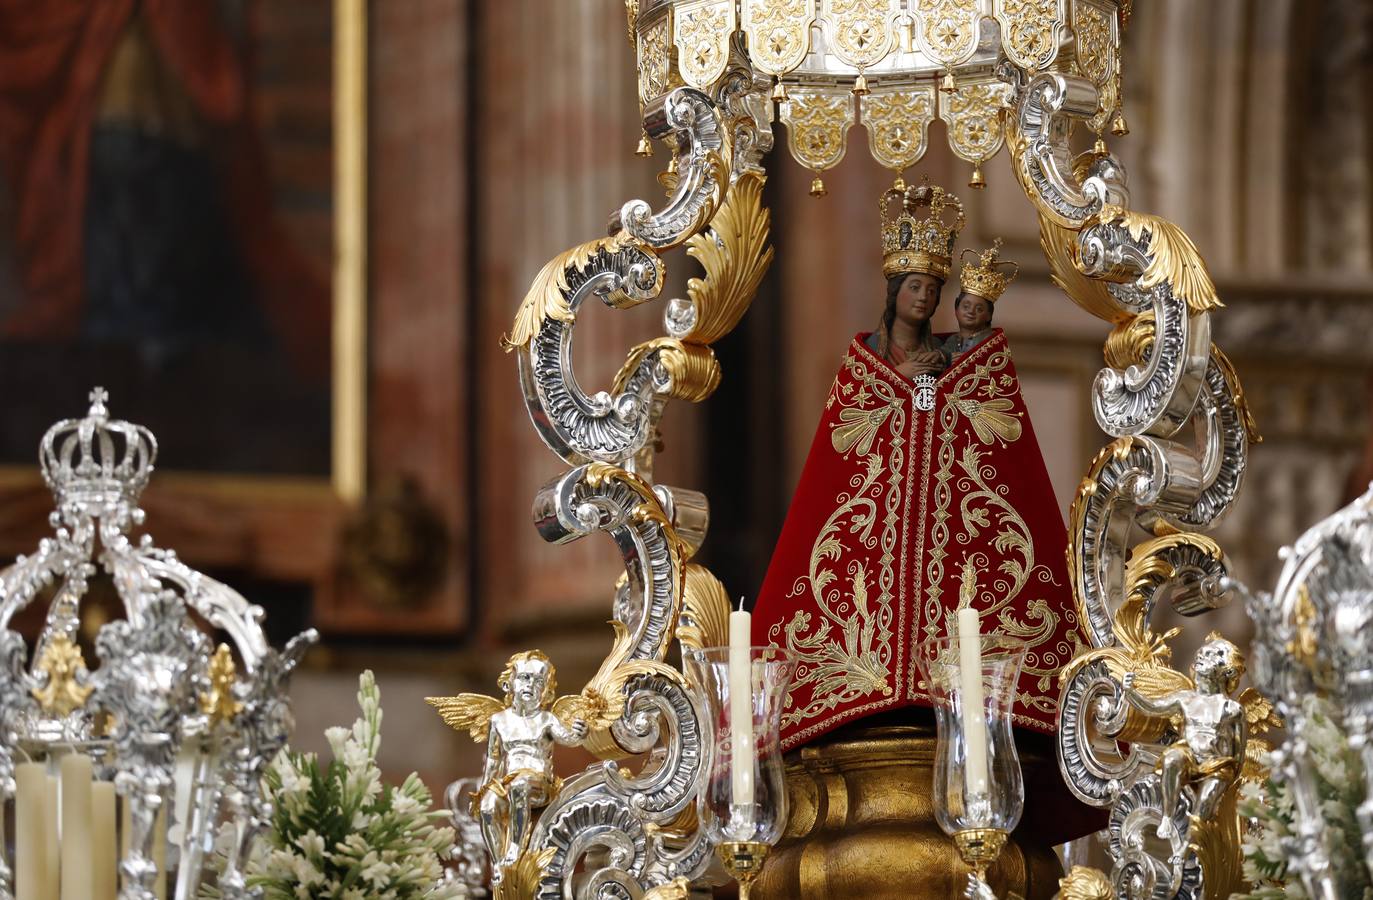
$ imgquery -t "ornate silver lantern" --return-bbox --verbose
[0,388,316,900]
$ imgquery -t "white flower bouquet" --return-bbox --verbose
[1233,696,1373,900]
[226,670,463,899]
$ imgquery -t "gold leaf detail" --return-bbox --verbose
[643,877,692,900]
[914,0,980,67]
[31,634,93,717]
[781,88,855,173]
[1209,343,1262,443]
[673,0,734,89]
[940,80,1011,164]
[861,88,936,172]
[824,0,900,68]
[503,237,636,352]
[493,847,557,900]
[742,0,815,74]
[1072,0,1121,133]
[996,0,1066,71]
[1039,214,1128,323]
[678,563,732,651]
[200,644,243,724]
[1098,204,1223,314]
[612,338,722,403]
[425,692,504,742]
[1058,866,1114,900]
[683,171,774,345]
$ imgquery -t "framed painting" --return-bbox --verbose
[0,0,368,615]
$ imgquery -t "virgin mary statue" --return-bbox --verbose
[749,178,1097,842]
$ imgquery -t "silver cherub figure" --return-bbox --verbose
[1120,632,1262,838]
[427,651,588,879]
[429,649,643,883]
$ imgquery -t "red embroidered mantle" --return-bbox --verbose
[754,330,1090,750]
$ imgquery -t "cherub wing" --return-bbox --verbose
[1241,737,1273,783]
[553,659,684,732]
[424,692,503,742]
[1238,687,1282,734]
[1127,664,1193,701]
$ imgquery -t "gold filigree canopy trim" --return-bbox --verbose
[636,0,1128,182]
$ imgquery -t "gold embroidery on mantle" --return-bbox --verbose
[917,346,1086,717]
[772,352,901,728]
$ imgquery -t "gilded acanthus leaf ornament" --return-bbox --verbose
[642,877,692,900]
[780,88,855,174]
[741,0,815,75]
[680,170,774,345]
[861,87,936,172]
[199,643,243,725]
[995,0,1067,72]
[941,81,1010,164]
[492,848,557,900]
[678,563,733,652]
[1095,204,1223,314]
[913,0,980,68]
[673,0,734,89]
[31,633,93,717]
[1057,866,1114,900]
[1038,213,1126,323]
[612,337,722,403]
[502,236,651,352]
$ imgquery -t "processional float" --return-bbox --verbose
[434,1,1274,898]
[1,1,1352,898]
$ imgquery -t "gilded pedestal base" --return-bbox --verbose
[752,725,1063,899]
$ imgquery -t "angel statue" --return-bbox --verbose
[1119,632,1269,838]
[426,651,590,880]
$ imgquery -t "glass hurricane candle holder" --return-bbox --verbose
[915,632,1027,886]
[685,646,795,899]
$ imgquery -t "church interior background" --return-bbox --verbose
[1,0,1371,895]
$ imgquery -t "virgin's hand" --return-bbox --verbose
[898,359,943,378]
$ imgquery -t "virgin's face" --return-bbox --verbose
[955,293,992,332]
[896,273,941,325]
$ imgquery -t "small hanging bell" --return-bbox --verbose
[772,79,788,102]
[941,71,957,93]
[810,175,827,198]
[1111,111,1130,136]
[1093,136,1108,156]
[853,71,870,96]
[636,132,653,157]
[968,162,986,190]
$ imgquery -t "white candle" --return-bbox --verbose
[16,762,54,900]
[119,797,129,893]
[728,599,755,807]
[44,775,59,900]
[153,804,168,900]
[957,606,989,797]
[92,781,118,900]
[59,755,94,900]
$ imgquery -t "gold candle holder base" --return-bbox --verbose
[953,827,1009,882]
[719,841,771,899]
